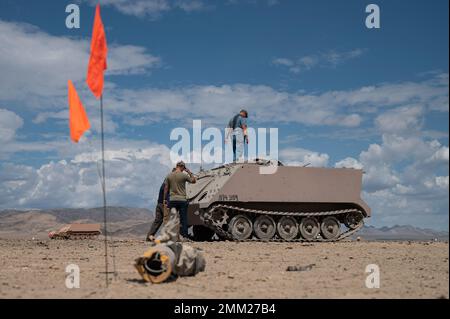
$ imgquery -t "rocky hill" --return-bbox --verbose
[0,208,448,241]
[0,207,153,239]
[355,225,449,241]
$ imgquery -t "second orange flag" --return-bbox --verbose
[68,80,90,143]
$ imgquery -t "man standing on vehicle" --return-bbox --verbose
[226,109,248,162]
[163,161,196,240]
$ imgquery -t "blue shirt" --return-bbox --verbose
[228,114,247,131]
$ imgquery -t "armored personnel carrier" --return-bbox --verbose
[186,159,370,242]
[48,223,102,240]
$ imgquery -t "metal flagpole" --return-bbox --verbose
[100,95,109,287]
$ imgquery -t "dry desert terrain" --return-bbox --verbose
[0,239,448,299]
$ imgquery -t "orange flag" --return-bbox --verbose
[68,80,90,143]
[87,4,108,99]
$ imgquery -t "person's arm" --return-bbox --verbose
[185,168,197,184]
[225,119,233,141]
[163,179,169,205]
[241,119,248,144]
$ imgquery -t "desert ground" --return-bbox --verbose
[0,239,448,299]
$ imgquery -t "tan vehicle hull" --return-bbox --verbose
[187,161,370,242]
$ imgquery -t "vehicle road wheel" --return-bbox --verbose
[320,216,341,240]
[299,217,320,240]
[344,211,364,230]
[253,215,276,240]
[277,216,299,240]
[229,214,253,240]
[192,225,215,241]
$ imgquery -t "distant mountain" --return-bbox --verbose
[0,207,448,241]
[0,206,152,223]
[0,207,153,239]
[354,225,449,241]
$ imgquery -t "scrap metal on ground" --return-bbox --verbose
[135,202,206,284]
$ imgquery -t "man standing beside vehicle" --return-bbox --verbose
[146,169,176,242]
[226,109,249,162]
[163,161,196,240]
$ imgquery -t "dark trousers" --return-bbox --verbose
[232,135,237,162]
[147,203,164,236]
[169,200,189,237]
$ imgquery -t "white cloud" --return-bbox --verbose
[273,49,365,73]
[323,49,365,66]
[0,16,448,230]
[339,76,448,112]
[0,20,161,102]
[280,147,329,167]
[0,108,23,143]
[435,176,449,188]
[360,135,441,166]
[108,45,161,75]
[1,19,447,134]
[226,0,279,6]
[426,146,449,164]
[363,164,400,192]
[0,141,64,161]
[272,58,294,67]
[362,189,448,230]
[0,140,173,209]
[334,100,449,229]
[103,84,364,127]
[89,73,447,130]
[175,0,206,12]
[32,110,68,124]
[335,157,363,169]
[0,105,119,160]
[86,0,207,19]
[356,135,449,195]
[375,105,424,134]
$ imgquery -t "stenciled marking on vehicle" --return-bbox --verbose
[218,194,239,201]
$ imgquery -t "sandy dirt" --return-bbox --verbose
[0,239,448,299]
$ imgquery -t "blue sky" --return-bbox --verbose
[0,0,448,230]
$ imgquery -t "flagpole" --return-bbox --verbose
[88,4,116,286]
[100,95,109,287]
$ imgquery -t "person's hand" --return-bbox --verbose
[244,135,249,144]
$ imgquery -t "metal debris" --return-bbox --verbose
[286,263,316,272]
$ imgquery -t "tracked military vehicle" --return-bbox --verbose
[48,223,102,240]
[186,159,370,242]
